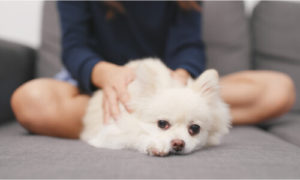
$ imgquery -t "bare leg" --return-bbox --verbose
[220,70,296,125]
[11,79,90,139]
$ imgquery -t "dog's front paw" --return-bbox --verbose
[136,137,170,156]
[147,147,169,157]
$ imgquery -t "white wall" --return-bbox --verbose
[0,0,259,49]
[244,0,261,15]
[0,1,43,48]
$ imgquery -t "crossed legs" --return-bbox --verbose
[11,70,295,138]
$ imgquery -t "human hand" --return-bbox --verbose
[91,61,135,123]
[171,68,191,85]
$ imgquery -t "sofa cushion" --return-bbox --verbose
[260,112,300,147]
[202,1,251,76]
[1,122,300,178]
[251,1,300,110]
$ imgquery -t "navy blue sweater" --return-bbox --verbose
[57,1,205,93]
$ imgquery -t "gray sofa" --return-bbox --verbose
[1,1,300,178]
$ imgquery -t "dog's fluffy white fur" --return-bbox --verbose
[80,58,231,156]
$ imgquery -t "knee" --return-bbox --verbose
[11,79,58,132]
[267,72,296,115]
[277,73,295,110]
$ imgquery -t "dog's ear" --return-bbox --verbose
[134,63,157,96]
[191,69,219,98]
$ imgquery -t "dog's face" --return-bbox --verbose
[131,65,231,156]
[139,88,215,156]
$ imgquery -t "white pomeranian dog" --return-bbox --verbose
[80,58,231,156]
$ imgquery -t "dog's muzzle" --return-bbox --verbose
[171,139,185,152]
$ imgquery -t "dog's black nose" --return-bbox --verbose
[171,139,185,152]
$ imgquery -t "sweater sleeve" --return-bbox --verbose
[164,6,206,78]
[57,1,102,93]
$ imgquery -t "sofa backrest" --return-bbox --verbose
[203,1,251,76]
[36,1,62,78]
[251,1,300,111]
[36,1,251,78]
[0,40,35,123]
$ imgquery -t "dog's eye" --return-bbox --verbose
[157,120,170,130]
[188,124,200,136]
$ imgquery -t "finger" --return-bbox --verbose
[102,97,110,124]
[117,84,130,102]
[125,73,135,85]
[126,77,134,85]
[104,87,120,120]
[116,84,133,113]
[171,73,187,85]
[170,71,176,78]
[178,76,188,85]
[124,67,136,83]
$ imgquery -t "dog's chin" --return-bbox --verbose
[169,150,185,156]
